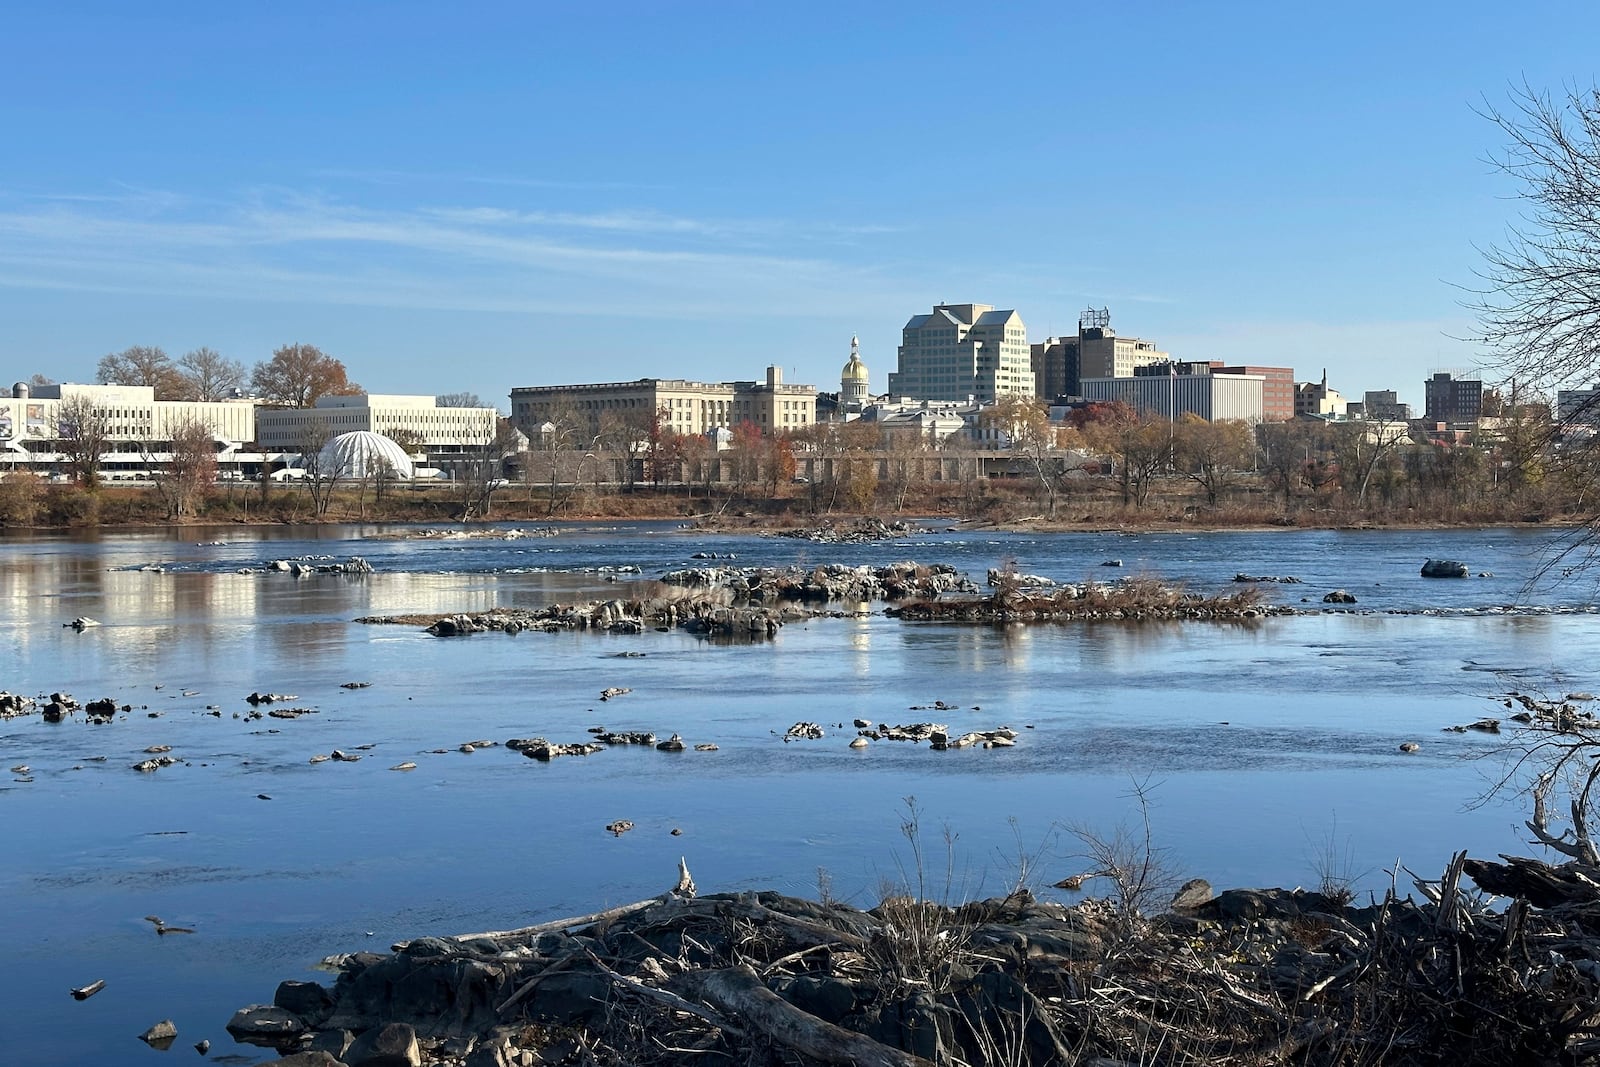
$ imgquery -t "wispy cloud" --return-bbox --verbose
[0,186,910,321]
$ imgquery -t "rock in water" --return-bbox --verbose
[138,1020,177,1048]
[1421,559,1469,578]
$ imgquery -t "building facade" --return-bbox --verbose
[509,366,816,440]
[888,303,1032,403]
[1295,372,1347,418]
[254,393,499,449]
[1362,390,1413,422]
[1,381,262,477]
[1557,383,1600,426]
[1423,372,1483,424]
[1213,365,1295,421]
[1080,369,1264,422]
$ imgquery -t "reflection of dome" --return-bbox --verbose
[317,431,416,479]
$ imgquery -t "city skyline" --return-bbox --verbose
[3,2,1599,411]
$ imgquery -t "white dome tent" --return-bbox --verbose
[315,431,416,481]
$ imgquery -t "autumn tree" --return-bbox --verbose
[177,347,246,402]
[98,345,186,400]
[251,344,362,407]
[1172,414,1254,508]
[54,395,110,488]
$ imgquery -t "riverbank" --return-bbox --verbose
[0,478,1585,535]
[222,846,1600,1067]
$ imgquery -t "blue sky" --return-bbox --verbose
[2,2,1596,411]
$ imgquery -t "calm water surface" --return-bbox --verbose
[1,521,1596,1064]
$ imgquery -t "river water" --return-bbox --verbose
[2,521,1598,1063]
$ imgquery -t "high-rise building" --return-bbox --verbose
[888,303,1032,403]
[1030,309,1169,398]
[1423,372,1483,424]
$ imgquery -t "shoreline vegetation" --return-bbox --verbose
[0,477,1585,535]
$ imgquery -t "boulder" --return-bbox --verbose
[226,1004,307,1047]
[1170,878,1214,910]
[138,1019,177,1048]
[1421,559,1469,578]
[345,1022,421,1067]
[274,979,334,1027]
[1322,590,1357,604]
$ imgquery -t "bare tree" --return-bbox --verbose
[297,421,340,516]
[437,392,485,408]
[455,414,521,520]
[98,345,186,400]
[252,343,362,407]
[54,395,110,487]
[144,418,217,519]
[980,396,1078,518]
[1472,84,1600,397]
[177,347,246,402]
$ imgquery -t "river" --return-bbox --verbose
[1,521,1596,1064]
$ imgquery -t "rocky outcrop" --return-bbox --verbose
[660,561,978,604]
[367,596,796,641]
[771,518,923,543]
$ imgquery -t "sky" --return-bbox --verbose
[2,1,1597,412]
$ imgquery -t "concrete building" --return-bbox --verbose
[1080,365,1265,422]
[1029,312,1169,400]
[255,394,500,450]
[1,381,262,477]
[1362,390,1413,422]
[1558,383,1600,426]
[1423,372,1483,424]
[1295,372,1347,418]
[1214,365,1295,422]
[888,303,1032,403]
[509,366,816,440]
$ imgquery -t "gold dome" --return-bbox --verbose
[841,336,868,381]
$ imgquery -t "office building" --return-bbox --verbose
[888,303,1032,403]
[1423,372,1483,424]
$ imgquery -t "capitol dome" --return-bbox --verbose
[316,431,416,480]
[841,335,869,381]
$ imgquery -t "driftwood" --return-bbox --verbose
[403,857,698,951]
[70,979,105,1001]
[670,964,936,1067]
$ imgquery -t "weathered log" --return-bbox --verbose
[70,979,105,1001]
[408,858,699,951]
[671,963,936,1067]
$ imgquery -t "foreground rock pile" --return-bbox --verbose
[226,850,1600,1067]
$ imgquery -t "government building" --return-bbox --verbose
[509,366,816,440]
